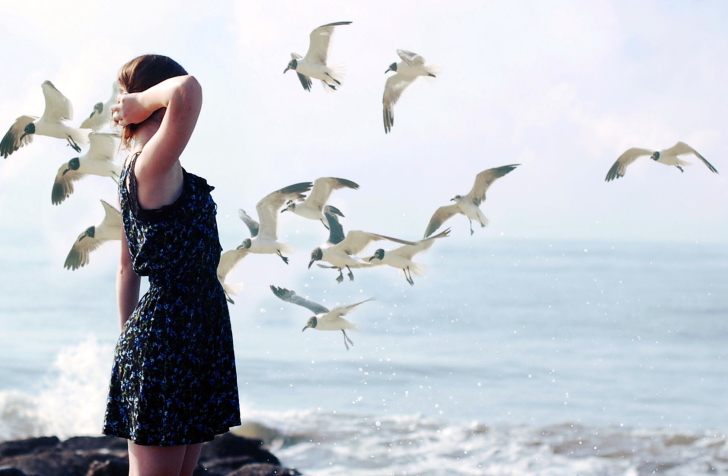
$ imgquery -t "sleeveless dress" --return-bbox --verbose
[103,152,241,446]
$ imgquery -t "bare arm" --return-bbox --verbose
[117,235,141,329]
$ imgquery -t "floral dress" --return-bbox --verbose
[103,152,241,446]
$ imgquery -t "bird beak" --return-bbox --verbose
[19,132,28,141]
[236,244,244,250]
[308,259,314,269]
[428,73,436,78]
[384,67,391,74]
[62,167,71,175]
[302,325,310,332]
[368,255,375,262]
[280,209,287,214]
[450,198,455,202]
[283,66,290,74]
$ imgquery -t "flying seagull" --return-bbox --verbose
[281,176,359,228]
[0,81,90,158]
[310,207,414,283]
[367,228,450,286]
[605,142,718,181]
[52,132,121,205]
[236,182,313,263]
[383,49,441,133]
[270,285,373,351]
[284,21,352,92]
[64,200,122,270]
[80,82,120,131]
[217,248,249,304]
[424,164,519,238]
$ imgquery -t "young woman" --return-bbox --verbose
[103,54,241,476]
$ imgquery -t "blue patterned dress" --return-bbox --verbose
[103,152,241,446]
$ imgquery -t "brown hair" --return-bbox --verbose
[117,54,188,148]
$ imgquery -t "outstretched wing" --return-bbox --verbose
[270,285,329,314]
[40,81,73,123]
[424,204,460,238]
[467,164,519,206]
[666,142,719,174]
[324,207,346,245]
[257,182,312,240]
[238,209,260,238]
[52,159,85,205]
[605,148,652,182]
[328,298,374,319]
[394,228,450,260]
[383,74,417,134]
[306,177,359,210]
[304,21,352,65]
[297,72,312,92]
[396,49,425,67]
[337,230,414,256]
[0,115,36,158]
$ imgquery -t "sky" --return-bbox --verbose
[0,0,726,275]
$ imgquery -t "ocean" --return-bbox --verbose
[0,231,726,475]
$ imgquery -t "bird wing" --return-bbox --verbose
[337,230,414,256]
[424,204,460,238]
[238,209,260,237]
[397,49,426,67]
[0,115,36,158]
[328,298,374,320]
[296,72,313,92]
[217,248,250,282]
[394,228,450,260]
[256,182,312,240]
[466,164,520,206]
[382,74,417,133]
[80,82,119,131]
[99,199,122,230]
[87,132,120,162]
[304,21,352,64]
[40,81,74,123]
[51,160,85,205]
[324,207,346,244]
[63,201,120,271]
[604,148,653,181]
[665,142,719,173]
[306,177,360,210]
[270,285,329,314]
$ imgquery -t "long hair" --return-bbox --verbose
[117,54,188,148]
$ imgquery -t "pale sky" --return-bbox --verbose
[0,0,726,271]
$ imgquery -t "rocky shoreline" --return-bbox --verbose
[0,433,300,476]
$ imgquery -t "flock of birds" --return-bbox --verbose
[0,21,721,350]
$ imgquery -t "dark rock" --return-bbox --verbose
[57,437,127,452]
[195,455,255,475]
[84,459,128,476]
[200,433,279,466]
[225,463,301,476]
[0,437,60,458]
[0,468,28,476]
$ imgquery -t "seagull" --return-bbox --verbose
[270,285,373,351]
[217,248,249,304]
[367,228,450,286]
[383,49,441,133]
[64,199,122,270]
[281,176,359,228]
[284,21,352,92]
[80,82,120,131]
[424,164,519,238]
[605,142,719,181]
[310,207,414,283]
[0,81,90,158]
[52,132,121,205]
[236,182,313,264]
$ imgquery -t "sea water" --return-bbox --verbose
[0,231,726,475]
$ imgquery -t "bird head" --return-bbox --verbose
[368,249,385,262]
[451,195,462,202]
[308,247,323,268]
[302,316,317,332]
[650,151,660,161]
[80,226,95,241]
[91,102,103,117]
[385,62,397,74]
[281,201,296,213]
[237,238,252,250]
[20,122,36,141]
[63,157,81,175]
[284,58,298,74]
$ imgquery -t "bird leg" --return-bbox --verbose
[66,136,82,153]
[405,267,415,286]
[325,72,341,85]
[342,330,354,350]
[277,250,289,264]
[676,165,684,173]
[469,219,475,235]
[336,268,344,283]
[346,265,355,281]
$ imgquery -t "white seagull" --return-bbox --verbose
[52,132,121,205]
[80,82,120,131]
[605,142,719,181]
[217,248,249,304]
[236,182,313,264]
[309,208,414,283]
[383,49,441,133]
[281,176,359,228]
[283,21,352,92]
[367,228,450,286]
[270,285,373,351]
[0,81,90,158]
[424,164,519,238]
[64,200,122,270]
